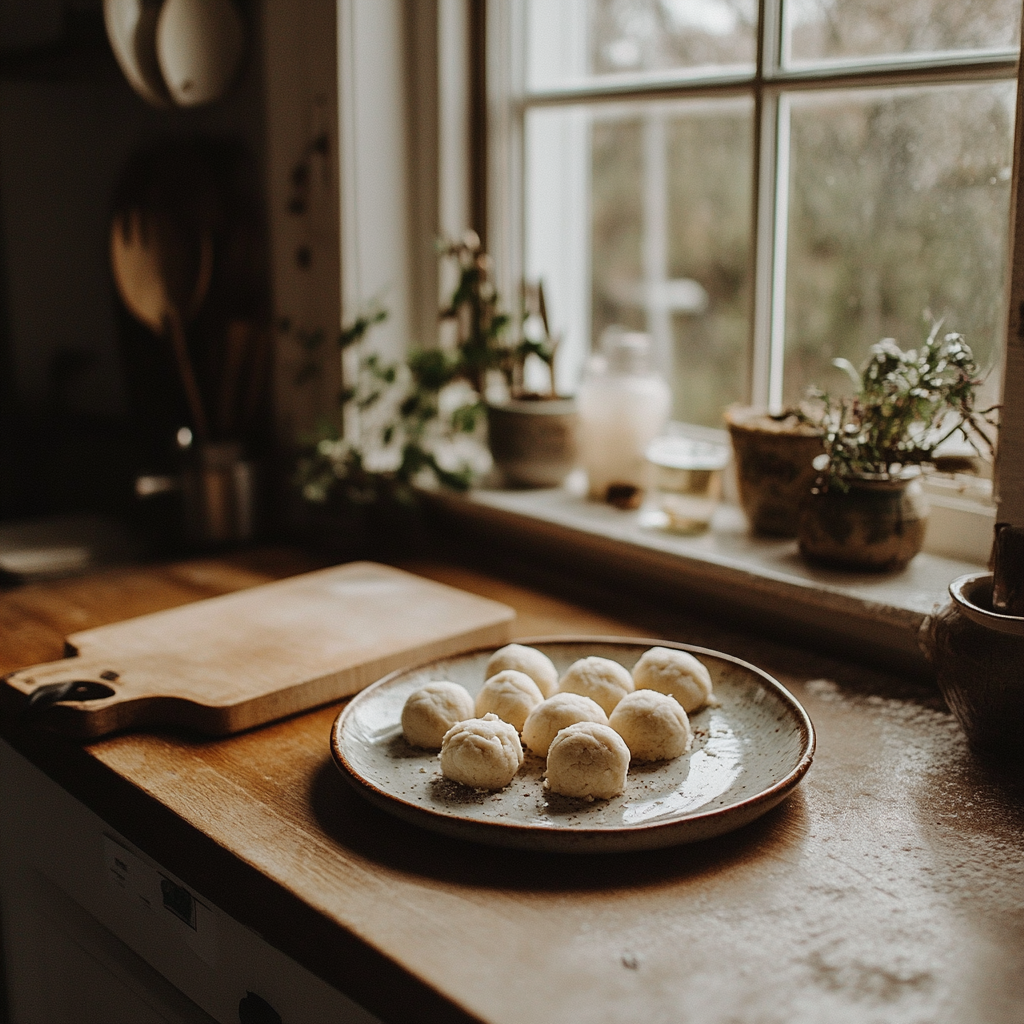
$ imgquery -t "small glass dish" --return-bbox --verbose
[642,437,731,535]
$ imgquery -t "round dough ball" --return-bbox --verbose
[401,681,475,750]
[558,657,634,715]
[632,647,713,713]
[609,689,692,761]
[486,644,559,698]
[545,721,630,800]
[440,713,524,790]
[522,693,609,757]
[475,670,544,732]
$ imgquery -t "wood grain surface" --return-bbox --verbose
[2,547,1022,1024]
[2,561,514,737]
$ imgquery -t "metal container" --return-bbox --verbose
[136,441,259,546]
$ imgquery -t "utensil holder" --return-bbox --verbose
[182,442,258,545]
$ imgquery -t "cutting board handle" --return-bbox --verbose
[2,658,153,737]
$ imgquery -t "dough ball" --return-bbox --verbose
[609,689,692,761]
[545,721,631,800]
[440,713,524,790]
[522,693,608,757]
[401,681,475,750]
[632,647,714,713]
[558,657,634,715]
[475,670,544,732]
[486,644,559,698]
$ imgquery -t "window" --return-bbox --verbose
[489,0,1020,431]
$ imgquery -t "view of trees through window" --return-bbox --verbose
[522,0,1020,427]
[784,82,1014,410]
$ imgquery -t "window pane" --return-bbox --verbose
[782,83,1015,413]
[526,100,753,426]
[526,0,757,92]
[783,0,1022,67]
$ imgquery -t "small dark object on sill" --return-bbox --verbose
[605,483,643,510]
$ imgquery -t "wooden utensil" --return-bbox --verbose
[2,562,515,738]
[110,207,213,440]
[218,318,251,437]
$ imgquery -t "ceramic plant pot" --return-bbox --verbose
[926,573,1024,760]
[486,398,579,488]
[797,474,928,571]
[725,406,824,537]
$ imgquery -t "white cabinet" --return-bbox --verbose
[0,741,382,1024]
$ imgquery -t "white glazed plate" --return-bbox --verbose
[331,637,815,853]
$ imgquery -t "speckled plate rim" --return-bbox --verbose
[330,636,815,854]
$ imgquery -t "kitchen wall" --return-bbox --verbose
[0,0,268,520]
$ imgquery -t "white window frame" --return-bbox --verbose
[487,0,1020,563]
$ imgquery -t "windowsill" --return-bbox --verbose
[426,479,987,677]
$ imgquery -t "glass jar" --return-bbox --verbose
[576,330,671,503]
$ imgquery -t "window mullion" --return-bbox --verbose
[767,92,792,414]
[751,89,778,410]
[750,0,784,408]
[760,0,783,79]
[487,0,525,323]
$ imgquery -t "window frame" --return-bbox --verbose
[489,0,1018,410]
[486,0,1020,562]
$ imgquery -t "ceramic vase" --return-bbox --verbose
[797,474,928,571]
[926,572,1024,760]
[486,398,579,488]
[725,406,824,537]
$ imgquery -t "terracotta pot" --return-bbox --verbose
[725,406,823,537]
[486,398,579,488]
[797,474,928,571]
[926,573,1024,760]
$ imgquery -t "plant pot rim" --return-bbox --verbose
[825,466,923,489]
[487,397,578,414]
[949,572,1024,637]
[725,405,821,437]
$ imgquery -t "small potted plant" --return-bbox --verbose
[725,404,824,537]
[797,323,995,571]
[438,233,579,488]
[293,232,584,546]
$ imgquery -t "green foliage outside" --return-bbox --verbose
[584,0,1015,429]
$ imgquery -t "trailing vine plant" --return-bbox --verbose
[293,231,534,508]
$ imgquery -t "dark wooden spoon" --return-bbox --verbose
[110,207,213,440]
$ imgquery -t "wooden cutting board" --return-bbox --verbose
[2,562,515,738]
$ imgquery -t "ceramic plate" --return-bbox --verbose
[331,637,815,853]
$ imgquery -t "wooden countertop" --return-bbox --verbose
[2,548,1022,1024]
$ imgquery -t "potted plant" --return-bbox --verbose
[438,233,579,488]
[294,301,481,492]
[725,405,824,537]
[293,232,582,547]
[797,324,995,571]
